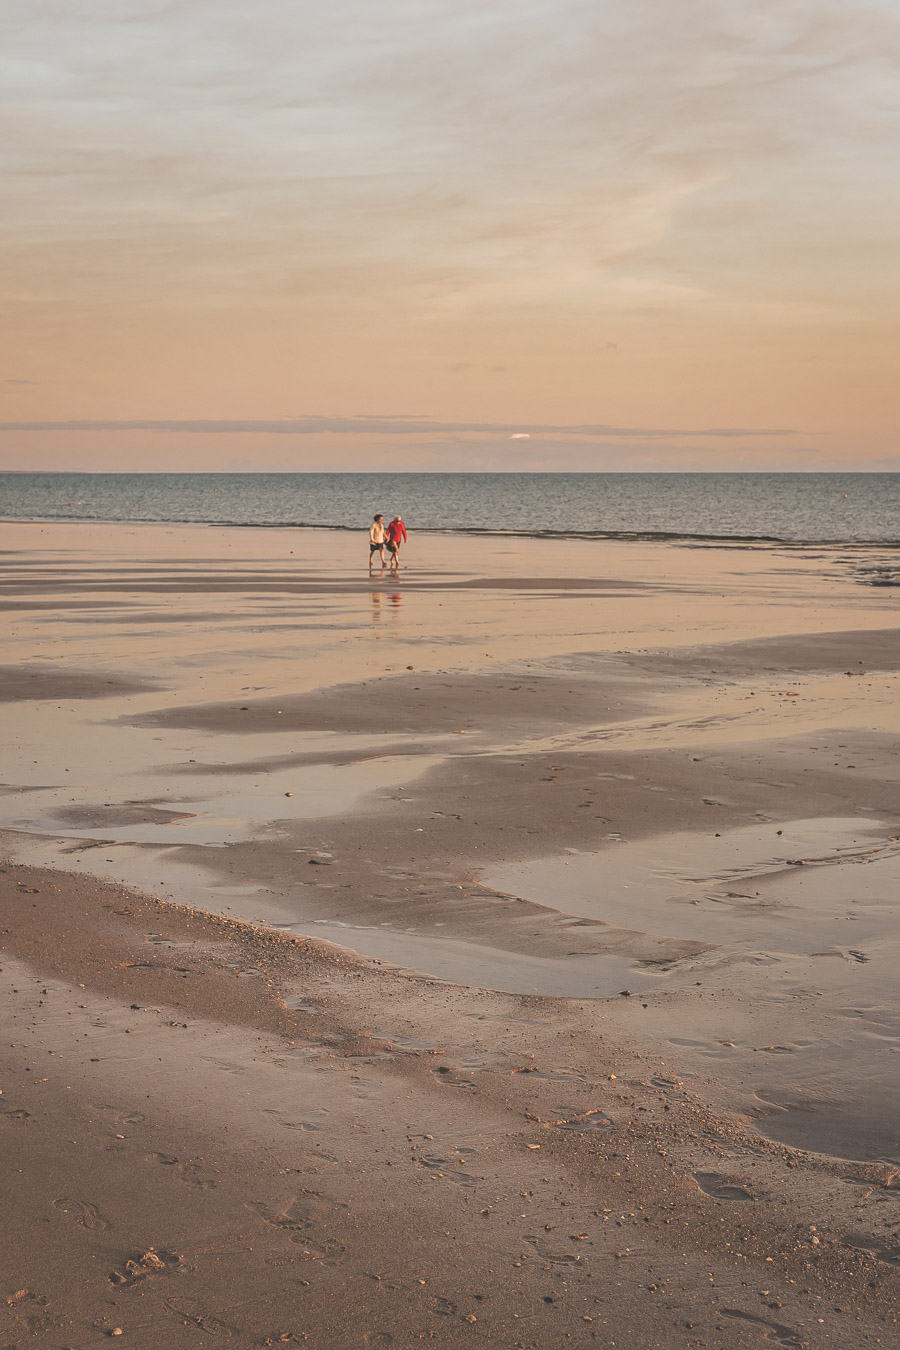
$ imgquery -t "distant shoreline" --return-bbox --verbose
[3,512,900,550]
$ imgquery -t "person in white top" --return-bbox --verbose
[368,514,386,572]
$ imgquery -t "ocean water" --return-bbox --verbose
[1,471,898,544]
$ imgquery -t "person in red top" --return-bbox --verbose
[384,515,407,570]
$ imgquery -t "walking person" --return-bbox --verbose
[369,513,386,572]
[385,515,407,571]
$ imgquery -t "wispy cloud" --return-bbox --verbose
[4,0,900,309]
[1,1,898,469]
[0,417,796,439]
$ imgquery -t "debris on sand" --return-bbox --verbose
[108,1249,179,1286]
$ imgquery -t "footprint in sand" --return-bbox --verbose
[109,1109,146,1127]
[1,1106,31,1121]
[843,1234,900,1266]
[522,1235,585,1265]
[52,1197,111,1231]
[204,1059,246,1076]
[6,1289,49,1315]
[249,1192,348,1229]
[721,1308,801,1345]
[431,1068,476,1090]
[164,1296,232,1337]
[247,1196,348,1263]
[555,1110,615,1133]
[6,1288,51,1335]
[293,1235,346,1263]
[650,1076,688,1096]
[414,1157,479,1189]
[427,1296,457,1316]
[179,1161,218,1189]
[262,1109,322,1133]
[148,1154,218,1188]
[693,1172,756,1202]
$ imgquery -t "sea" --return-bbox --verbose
[1,471,898,544]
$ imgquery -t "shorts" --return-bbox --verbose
[369,541,384,553]
[385,541,398,555]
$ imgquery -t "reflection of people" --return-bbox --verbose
[368,514,386,572]
[369,589,402,632]
[385,515,407,571]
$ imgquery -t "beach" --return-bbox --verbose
[2,519,900,1347]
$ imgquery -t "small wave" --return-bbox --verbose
[2,510,900,547]
[227,521,791,543]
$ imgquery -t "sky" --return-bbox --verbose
[2,0,899,472]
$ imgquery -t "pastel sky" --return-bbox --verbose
[2,0,899,472]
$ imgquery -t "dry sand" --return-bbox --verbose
[1,520,899,1348]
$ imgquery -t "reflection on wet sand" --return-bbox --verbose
[2,520,899,1167]
[369,588,404,629]
[491,817,900,1162]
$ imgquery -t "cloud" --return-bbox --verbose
[5,0,900,318]
[2,0,899,470]
[0,416,796,439]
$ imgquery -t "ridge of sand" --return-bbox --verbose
[2,863,899,1347]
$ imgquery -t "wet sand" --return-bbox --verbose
[2,520,900,1347]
